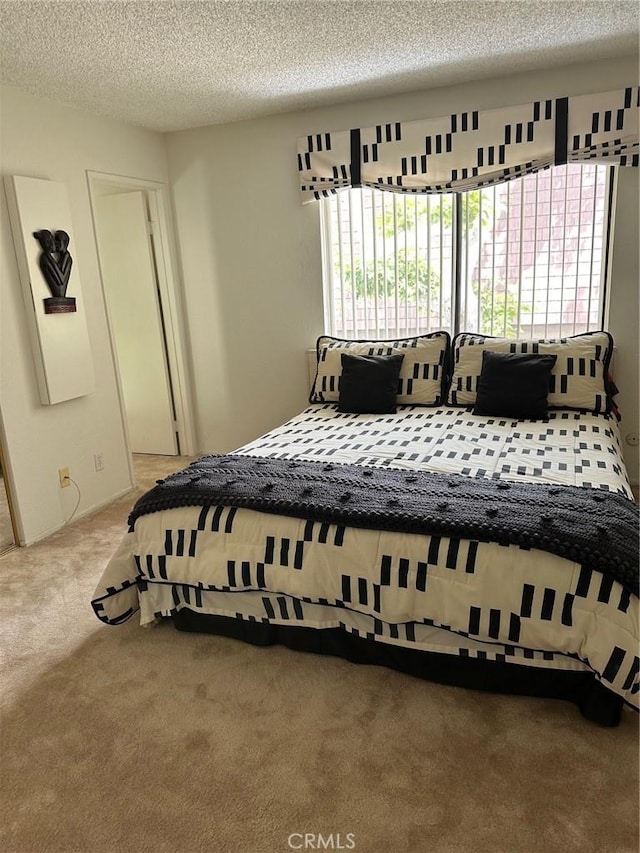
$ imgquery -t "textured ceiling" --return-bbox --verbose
[1,1,638,132]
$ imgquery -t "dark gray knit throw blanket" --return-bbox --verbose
[129,454,639,597]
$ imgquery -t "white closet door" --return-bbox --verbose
[96,192,177,455]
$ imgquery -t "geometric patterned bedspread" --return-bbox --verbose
[92,406,639,709]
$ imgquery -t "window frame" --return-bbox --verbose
[320,165,617,341]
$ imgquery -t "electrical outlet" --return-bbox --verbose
[59,467,70,488]
[94,453,104,472]
[626,433,639,447]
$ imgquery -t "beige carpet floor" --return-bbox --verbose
[1,454,638,853]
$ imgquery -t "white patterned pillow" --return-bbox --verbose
[448,331,614,413]
[310,332,450,406]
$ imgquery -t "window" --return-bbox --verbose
[321,164,613,340]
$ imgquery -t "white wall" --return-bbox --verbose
[0,85,171,543]
[608,172,640,483]
[166,56,639,480]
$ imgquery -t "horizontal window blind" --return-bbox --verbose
[322,164,611,339]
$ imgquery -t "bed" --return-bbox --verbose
[92,330,639,726]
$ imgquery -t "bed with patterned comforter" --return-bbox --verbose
[92,404,639,724]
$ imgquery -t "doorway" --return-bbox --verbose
[88,172,194,462]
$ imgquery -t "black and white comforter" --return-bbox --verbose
[92,406,639,710]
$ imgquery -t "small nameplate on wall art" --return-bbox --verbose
[4,175,95,405]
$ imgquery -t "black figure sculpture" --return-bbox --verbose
[33,228,76,313]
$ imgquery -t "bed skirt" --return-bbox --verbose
[172,609,624,727]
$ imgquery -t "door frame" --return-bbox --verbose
[0,411,20,551]
[87,171,196,471]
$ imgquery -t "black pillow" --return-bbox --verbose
[473,350,557,419]
[338,353,405,414]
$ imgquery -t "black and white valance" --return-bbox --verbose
[297,87,639,203]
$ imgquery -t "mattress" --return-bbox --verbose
[92,405,639,712]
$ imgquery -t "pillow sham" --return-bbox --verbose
[448,331,613,414]
[310,331,450,406]
[338,353,405,414]
[472,350,557,419]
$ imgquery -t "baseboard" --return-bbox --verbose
[21,485,134,546]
